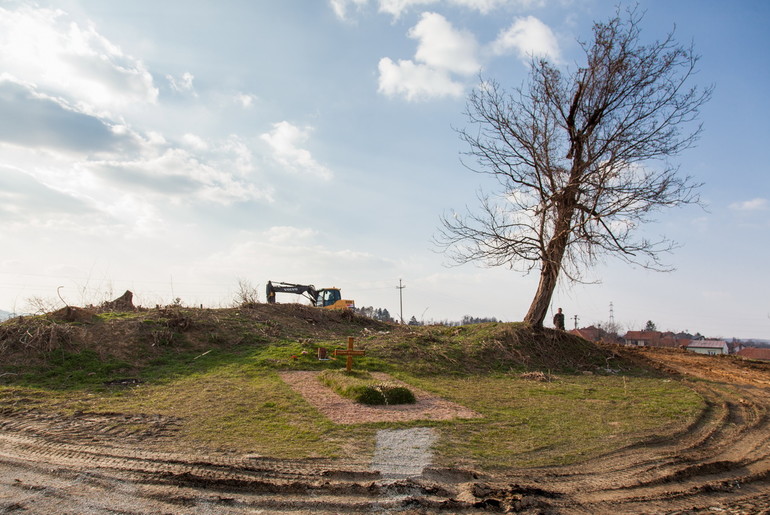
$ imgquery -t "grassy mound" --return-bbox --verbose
[319,369,416,405]
[0,303,633,381]
[0,303,707,469]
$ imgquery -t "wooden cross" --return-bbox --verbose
[334,336,365,372]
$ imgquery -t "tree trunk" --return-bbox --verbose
[524,186,578,328]
[523,259,560,328]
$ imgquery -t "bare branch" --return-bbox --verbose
[437,7,710,328]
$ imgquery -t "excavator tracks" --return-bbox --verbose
[3,348,770,514]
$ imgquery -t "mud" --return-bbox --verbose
[2,347,770,513]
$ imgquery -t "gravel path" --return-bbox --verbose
[371,427,437,479]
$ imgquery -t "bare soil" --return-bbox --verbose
[279,371,482,424]
[2,346,770,514]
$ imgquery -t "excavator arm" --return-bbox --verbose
[266,281,318,304]
[265,280,354,310]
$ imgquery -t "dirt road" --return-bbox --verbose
[2,347,770,514]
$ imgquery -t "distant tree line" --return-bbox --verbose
[355,306,395,323]
[356,307,498,327]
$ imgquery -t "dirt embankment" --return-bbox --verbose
[2,307,770,513]
[1,346,769,513]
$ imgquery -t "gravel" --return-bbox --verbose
[371,427,436,479]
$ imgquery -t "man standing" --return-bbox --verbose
[553,308,565,330]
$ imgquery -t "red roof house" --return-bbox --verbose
[737,347,770,361]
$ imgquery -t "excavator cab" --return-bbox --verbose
[316,288,342,308]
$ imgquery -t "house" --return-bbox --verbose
[737,347,770,361]
[659,332,691,349]
[623,331,661,347]
[686,340,729,355]
[570,325,603,342]
[623,330,690,349]
[571,325,625,344]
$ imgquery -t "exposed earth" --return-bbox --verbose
[1,307,770,513]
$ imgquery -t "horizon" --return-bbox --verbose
[1,1,768,340]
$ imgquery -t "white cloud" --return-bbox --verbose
[490,15,561,63]
[330,0,370,20]
[0,125,271,239]
[450,0,544,13]
[0,76,125,153]
[166,72,197,96]
[411,12,479,75]
[260,121,332,180]
[182,133,209,151]
[220,136,255,176]
[332,0,543,20]
[378,12,479,101]
[0,5,158,115]
[729,198,768,211]
[264,226,318,244]
[378,0,439,18]
[234,92,256,108]
[86,145,270,206]
[378,58,464,101]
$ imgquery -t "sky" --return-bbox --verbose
[0,0,768,340]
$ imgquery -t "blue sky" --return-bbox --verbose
[0,0,768,339]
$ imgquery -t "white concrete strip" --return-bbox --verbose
[371,427,436,478]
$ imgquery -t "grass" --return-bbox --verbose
[400,373,703,468]
[0,363,704,467]
[0,305,707,468]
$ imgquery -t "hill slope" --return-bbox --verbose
[2,304,770,513]
[0,302,628,377]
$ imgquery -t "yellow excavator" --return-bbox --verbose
[265,281,355,310]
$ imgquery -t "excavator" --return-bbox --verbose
[265,281,355,310]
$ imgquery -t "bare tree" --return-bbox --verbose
[437,8,711,329]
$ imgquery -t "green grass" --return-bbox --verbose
[401,373,703,468]
[0,363,704,467]
[0,306,707,468]
[11,349,133,390]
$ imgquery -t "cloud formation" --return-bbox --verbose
[490,15,561,62]
[0,165,96,224]
[0,78,123,153]
[260,122,333,180]
[729,198,768,211]
[0,5,158,115]
[378,12,480,101]
[166,72,197,96]
[331,0,541,20]
[330,0,370,20]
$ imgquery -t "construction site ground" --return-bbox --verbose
[1,307,770,514]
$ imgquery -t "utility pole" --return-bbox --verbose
[396,279,405,324]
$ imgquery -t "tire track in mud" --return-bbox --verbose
[0,420,474,513]
[497,350,770,514]
[2,348,770,514]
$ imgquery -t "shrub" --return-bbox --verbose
[382,385,415,404]
[318,370,416,405]
[350,385,386,405]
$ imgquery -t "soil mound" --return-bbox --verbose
[0,303,628,375]
[49,306,99,323]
